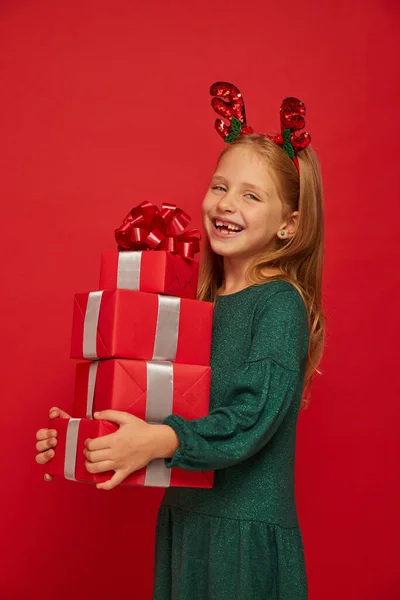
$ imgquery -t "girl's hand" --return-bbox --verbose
[35,406,71,481]
[85,410,179,491]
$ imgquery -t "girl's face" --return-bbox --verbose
[202,145,292,260]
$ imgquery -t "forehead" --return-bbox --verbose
[215,145,274,189]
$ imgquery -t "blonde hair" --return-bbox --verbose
[197,134,326,411]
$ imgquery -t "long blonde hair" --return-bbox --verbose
[197,134,326,411]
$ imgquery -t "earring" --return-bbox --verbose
[280,231,285,237]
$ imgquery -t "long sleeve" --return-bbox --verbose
[163,288,309,471]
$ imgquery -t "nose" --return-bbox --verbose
[216,190,238,213]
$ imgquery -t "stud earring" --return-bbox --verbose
[280,231,285,236]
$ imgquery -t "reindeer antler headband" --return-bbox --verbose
[210,82,311,172]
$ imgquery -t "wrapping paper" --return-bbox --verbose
[48,417,214,488]
[99,251,199,299]
[70,289,213,365]
[73,359,211,421]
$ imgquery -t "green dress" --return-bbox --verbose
[153,280,310,600]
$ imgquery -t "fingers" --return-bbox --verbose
[36,426,57,467]
[85,433,115,452]
[93,410,131,425]
[35,449,55,464]
[83,448,111,463]
[96,470,126,491]
[49,407,71,419]
[85,460,114,474]
[36,428,57,441]
[36,437,57,453]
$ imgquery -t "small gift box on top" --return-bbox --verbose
[99,201,201,299]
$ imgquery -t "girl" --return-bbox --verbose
[35,83,325,600]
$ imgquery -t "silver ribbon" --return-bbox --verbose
[153,295,181,360]
[86,361,99,418]
[64,418,81,481]
[117,251,142,290]
[81,359,175,487]
[144,361,174,487]
[83,291,104,359]
[82,292,180,361]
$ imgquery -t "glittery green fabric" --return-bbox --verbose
[153,280,309,600]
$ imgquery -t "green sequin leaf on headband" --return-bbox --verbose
[282,128,295,159]
[224,116,243,143]
[231,117,242,134]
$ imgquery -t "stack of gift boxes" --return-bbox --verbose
[49,202,214,488]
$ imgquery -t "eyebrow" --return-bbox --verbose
[211,175,270,197]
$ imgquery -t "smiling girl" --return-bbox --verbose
[35,83,325,600]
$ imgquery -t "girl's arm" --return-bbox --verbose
[158,289,309,471]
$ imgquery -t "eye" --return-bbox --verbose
[212,185,227,192]
[245,193,260,201]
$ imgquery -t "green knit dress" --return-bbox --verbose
[153,280,310,600]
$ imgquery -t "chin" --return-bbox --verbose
[208,240,243,258]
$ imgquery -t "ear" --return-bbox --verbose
[277,211,299,239]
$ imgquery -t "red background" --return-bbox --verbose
[1,1,399,598]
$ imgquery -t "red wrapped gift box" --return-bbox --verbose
[99,251,199,299]
[73,359,211,422]
[70,289,213,365]
[48,417,214,488]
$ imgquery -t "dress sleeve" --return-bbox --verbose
[163,289,309,471]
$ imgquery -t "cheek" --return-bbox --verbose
[201,193,213,216]
[201,196,210,228]
[246,207,269,228]
[245,209,277,238]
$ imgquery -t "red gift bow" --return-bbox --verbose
[115,201,201,260]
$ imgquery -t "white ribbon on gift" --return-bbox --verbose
[117,251,142,290]
[82,360,174,487]
[86,361,99,418]
[144,361,174,487]
[64,418,81,481]
[152,296,180,361]
[83,291,104,359]
[82,290,181,361]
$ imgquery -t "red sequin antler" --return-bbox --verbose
[210,82,254,143]
[271,98,311,169]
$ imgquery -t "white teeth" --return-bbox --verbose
[214,219,243,232]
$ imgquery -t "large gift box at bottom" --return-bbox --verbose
[49,417,214,488]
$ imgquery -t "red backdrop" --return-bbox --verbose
[1,1,399,598]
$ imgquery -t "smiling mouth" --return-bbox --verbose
[212,218,244,236]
